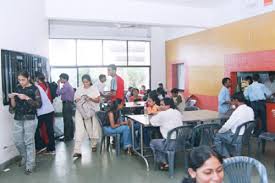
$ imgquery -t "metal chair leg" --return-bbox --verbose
[168,151,175,178]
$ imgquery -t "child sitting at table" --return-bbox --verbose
[171,88,185,113]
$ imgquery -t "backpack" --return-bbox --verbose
[48,82,58,100]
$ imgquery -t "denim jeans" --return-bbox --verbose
[103,125,132,150]
[13,119,37,170]
[214,131,235,157]
[150,139,176,163]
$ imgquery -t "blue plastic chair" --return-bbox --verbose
[95,111,120,156]
[151,125,194,178]
[223,156,268,183]
[222,120,256,156]
[191,123,221,147]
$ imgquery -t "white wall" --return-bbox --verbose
[0,0,48,165]
[150,27,166,89]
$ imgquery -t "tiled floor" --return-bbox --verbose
[0,117,274,183]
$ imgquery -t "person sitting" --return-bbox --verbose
[156,87,166,100]
[129,88,142,102]
[149,98,183,170]
[145,91,160,114]
[139,85,146,95]
[125,87,133,102]
[182,145,224,183]
[171,88,185,113]
[214,92,254,157]
[104,99,132,154]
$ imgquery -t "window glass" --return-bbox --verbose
[78,68,110,90]
[117,67,150,90]
[103,40,127,66]
[128,41,150,66]
[49,39,76,66]
[77,40,102,66]
[50,68,78,89]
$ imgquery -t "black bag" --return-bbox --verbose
[48,82,58,100]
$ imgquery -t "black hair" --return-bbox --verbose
[131,88,139,95]
[59,73,69,81]
[82,74,92,85]
[99,74,106,80]
[148,90,160,105]
[158,83,163,87]
[18,71,29,79]
[252,74,260,82]
[108,99,122,114]
[108,64,117,71]
[245,76,253,85]
[222,77,230,85]
[231,92,245,103]
[171,88,179,94]
[157,87,166,97]
[182,146,223,183]
[162,97,176,109]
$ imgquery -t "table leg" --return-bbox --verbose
[130,119,150,171]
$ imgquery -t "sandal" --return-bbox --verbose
[159,163,169,171]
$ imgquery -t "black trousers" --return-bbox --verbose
[35,112,55,151]
[62,101,74,140]
[251,100,267,133]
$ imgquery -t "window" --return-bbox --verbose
[51,68,78,88]
[103,40,127,66]
[128,41,150,66]
[177,64,185,90]
[77,40,102,66]
[49,39,151,90]
[49,39,76,66]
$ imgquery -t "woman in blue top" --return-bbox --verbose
[104,99,132,154]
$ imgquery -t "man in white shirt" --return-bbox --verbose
[149,97,183,170]
[214,92,254,157]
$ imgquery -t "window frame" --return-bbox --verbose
[49,38,151,89]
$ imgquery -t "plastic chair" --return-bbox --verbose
[222,120,256,156]
[95,111,120,156]
[223,156,268,183]
[191,123,221,147]
[151,125,194,178]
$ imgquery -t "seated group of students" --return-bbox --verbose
[104,90,256,172]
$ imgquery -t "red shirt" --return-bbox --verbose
[111,75,124,102]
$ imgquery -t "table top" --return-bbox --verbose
[127,110,229,125]
[125,101,146,108]
[127,114,152,126]
[181,110,228,122]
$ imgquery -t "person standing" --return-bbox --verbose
[107,64,124,103]
[244,74,271,135]
[8,71,42,175]
[56,73,75,141]
[218,77,231,115]
[73,74,101,157]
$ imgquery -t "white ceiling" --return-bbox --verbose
[132,0,230,8]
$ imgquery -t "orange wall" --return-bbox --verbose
[166,11,275,110]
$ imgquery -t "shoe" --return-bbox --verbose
[126,147,133,156]
[24,169,33,175]
[91,147,97,152]
[44,150,56,155]
[73,153,82,158]
[36,147,47,154]
[159,163,169,171]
